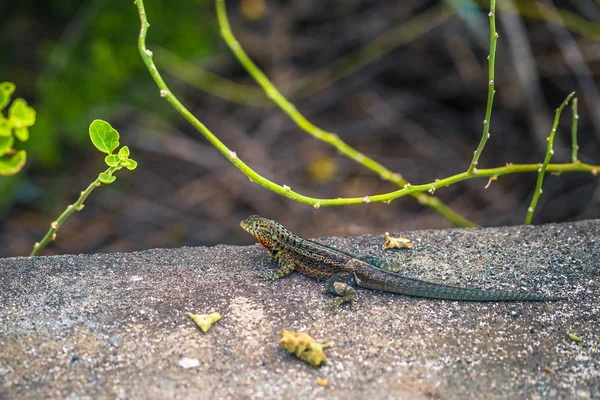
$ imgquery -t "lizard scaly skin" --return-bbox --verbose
[241,215,566,310]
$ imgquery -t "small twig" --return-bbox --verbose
[525,92,575,225]
[571,97,579,162]
[30,167,117,256]
[468,0,497,174]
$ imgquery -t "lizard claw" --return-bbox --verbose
[327,294,357,313]
[327,298,344,314]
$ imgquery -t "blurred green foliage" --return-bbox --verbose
[0,82,36,176]
[0,0,217,208]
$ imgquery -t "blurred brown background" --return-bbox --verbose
[1,0,599,257]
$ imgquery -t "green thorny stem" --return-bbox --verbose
[468,0,497,174]
[525,93,575,225]
[214,0,475,226]
[30,167,117,256]
[571,97,579,162]
[135,0,599,211]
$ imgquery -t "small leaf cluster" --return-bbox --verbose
[0,82,36,176]
[89,119,137,184]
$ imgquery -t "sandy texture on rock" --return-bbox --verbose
[1,220,598,399]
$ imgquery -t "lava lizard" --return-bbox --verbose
[241,215,565,310]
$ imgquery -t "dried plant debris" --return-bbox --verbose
[187,311,222,333]
[278,330,331,367]
[383,232,412,250]
[568,333,583,342]
[178,357,201,369]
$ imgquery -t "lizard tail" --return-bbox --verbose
[359,270,566,301]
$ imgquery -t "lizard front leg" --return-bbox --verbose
[263,250,297,280]
[324,272,358,312]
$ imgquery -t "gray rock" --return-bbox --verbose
[1,220,598,399]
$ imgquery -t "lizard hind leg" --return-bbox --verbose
[324,272,359,312]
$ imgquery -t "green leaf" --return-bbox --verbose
[89,119,119,154]
[104,154,120,167]
[98,172,116,184]
[118,145,130,159]
[14,127,29,142]
[123,159,138,170]
[0,150,26,176]
[0,82,16,111]
[0,117,11,137]
[8,98,36,128]
[0,135,14,156]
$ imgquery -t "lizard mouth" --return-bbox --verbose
[239,219,252,233]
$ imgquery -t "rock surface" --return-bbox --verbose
[1,220,598,399]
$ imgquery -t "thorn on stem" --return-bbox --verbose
[484,176,497,189]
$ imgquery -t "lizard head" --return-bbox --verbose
[240,215,281,250]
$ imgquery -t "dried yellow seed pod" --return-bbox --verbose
[278,330,330,367]
[187,311,222,333]
[383,232,412,249]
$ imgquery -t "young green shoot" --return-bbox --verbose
[524,92,575,225]
[30,120,137,256]
[468,0,497,174]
